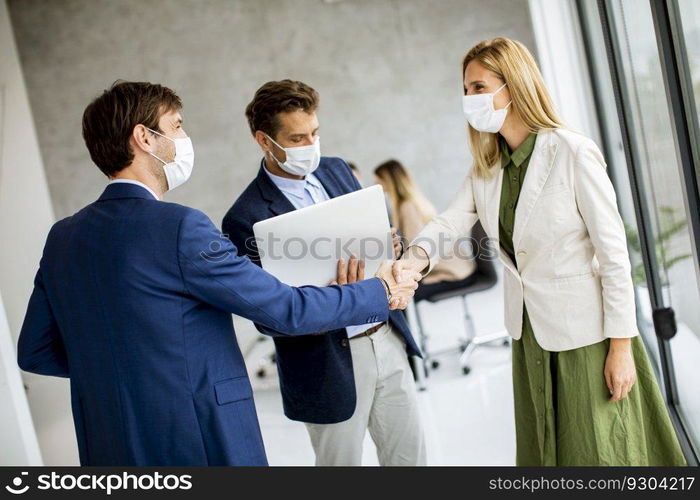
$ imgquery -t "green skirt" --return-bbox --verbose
[512,307,687,466]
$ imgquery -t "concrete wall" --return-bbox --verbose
[0,0,74,465]
[8,0,538,224]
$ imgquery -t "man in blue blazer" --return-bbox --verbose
[222,80,426,465]
[17,81,419,466]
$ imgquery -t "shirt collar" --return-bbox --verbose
[107,179,160,200]
[500,132,537,168]
[262,159,320,199]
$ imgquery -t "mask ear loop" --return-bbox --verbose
[145,127,168,165]
[264,133,285,165]
[147,127,177,142]
[493,82,512,111]
[149,151,168,165]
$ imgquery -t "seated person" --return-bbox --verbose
[374,159,477,298]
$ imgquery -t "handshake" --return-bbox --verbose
[330,255,423,311]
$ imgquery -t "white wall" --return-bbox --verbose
[0,0,78,465]
[528,0,601,143]
[0,290,41,465]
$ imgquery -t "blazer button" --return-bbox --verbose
[341,338,349,347]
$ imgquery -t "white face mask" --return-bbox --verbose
[147,128,195,190]
[265,134,321,177]
[462,83,512,133]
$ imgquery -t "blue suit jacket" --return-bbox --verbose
[222,158,421,425]
[17,182,389,466]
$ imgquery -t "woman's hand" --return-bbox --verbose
[392,245,430,284]
[604,338,637,402]
[374,261,421,310]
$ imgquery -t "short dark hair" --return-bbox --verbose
[82,81,182,177]
[245,80,319,138]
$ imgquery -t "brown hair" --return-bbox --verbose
[245,80,319,138]
[82,80,182,177]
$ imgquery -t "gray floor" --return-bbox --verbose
[238,270,516,466]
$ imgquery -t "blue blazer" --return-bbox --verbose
[17,182,390,466]
[222,158,421,425]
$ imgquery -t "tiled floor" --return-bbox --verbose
[238,268,517,466]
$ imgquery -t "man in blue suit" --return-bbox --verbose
[17,81,419,466]
[222,80,426,465]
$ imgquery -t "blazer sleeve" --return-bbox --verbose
[17,262,69,377]
[222,213,259,262]
[409,171,478,272]
[222,210,292,337]
[573,138,639,339]
[178,209,389,335]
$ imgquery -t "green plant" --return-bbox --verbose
[625,206,693,286]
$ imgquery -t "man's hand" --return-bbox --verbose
[375,260,421,310]
[329,255,365,285]
[391,227,403,259]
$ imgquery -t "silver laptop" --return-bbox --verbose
[253,185,393,287]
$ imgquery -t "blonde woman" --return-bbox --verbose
[374,159,475,286]
[392,37,686,466]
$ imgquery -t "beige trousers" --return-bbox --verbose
[304,322,426,466]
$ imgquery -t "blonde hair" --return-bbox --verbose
[374,159,435,229]
[463,37,564,178]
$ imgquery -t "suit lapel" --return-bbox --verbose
[313,166,344,198]
[512,130,559,252]
[255,164,296,216]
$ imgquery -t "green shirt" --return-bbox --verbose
[498,132,537,264]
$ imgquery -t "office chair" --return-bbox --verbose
[411,221,509,375]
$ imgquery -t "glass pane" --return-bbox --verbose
[576,0,661,372]
[611,0,700,452]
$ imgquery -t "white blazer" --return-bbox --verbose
[412,128,639,351]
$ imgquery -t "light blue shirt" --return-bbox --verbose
[263,163,381,337]
[263,162,330,208]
